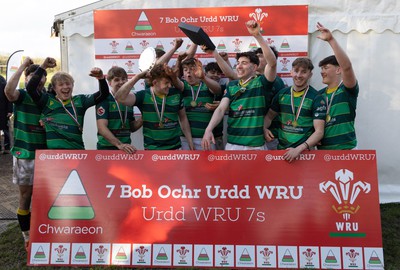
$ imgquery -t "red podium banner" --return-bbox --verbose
[28,150,384,269]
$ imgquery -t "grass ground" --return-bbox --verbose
[380,203,400,269]
[1,203,399,269]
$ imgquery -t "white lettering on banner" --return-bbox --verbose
[336,222,359,232]
[160,15,238,24]
[206,185,250,199]
[95,153,144,161]
[117,185,153,199]
[142,206,186,221]
[199,16,218,23]
[265,154,315,162]
[180,16,199,23]
[246,207,266,222]
[38,224,103,234]
[152,153,200,161]
[323,153,376,162]
[208,153,257,161]
[158,185,202,199]
[131,32,156,37]
[192,207,241,221]
[296,153,316,161]
[255,186,303,199]
[107,184,306,200]
[38,153,88,161]
[219,15,239,22]
[163,16,179,23]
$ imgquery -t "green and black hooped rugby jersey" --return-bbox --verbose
[96,94,135,149]
[135,88,183,150]
[270,85,327,149]
[27,67,109,149]
[37,94,97,149]
[318,83,359,149]
[224,75,274,147]
[182,80,215,138]
[268,75,287,138]
[11,90,46,159]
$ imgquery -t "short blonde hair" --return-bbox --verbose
[51,71,74,86]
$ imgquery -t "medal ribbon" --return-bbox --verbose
[150,88,166,126]
[290,85,309,124]
[110,92,128,128]
[325,81,342,117]
[190,81,203,102]
[56,97,82,131]
[238,76,254,90]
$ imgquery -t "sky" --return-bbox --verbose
[0,0,97,59]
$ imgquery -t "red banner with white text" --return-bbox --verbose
[28,150,383,269]
[93,6,308,87]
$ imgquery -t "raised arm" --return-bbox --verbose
[165,63,184,91]
[89,67,110,104]
[5,57,33,102]
[26,57,56,103]
[156,38,184,65]
[210,49,238,80]
[245,20,277,82]
[194,59,221,95]
[184,42,198,60]
[114,70,147,106]
[316,22,356,88]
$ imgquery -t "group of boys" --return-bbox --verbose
[4,21,358,249]
[5,57,109,250]
[202,21,358,160]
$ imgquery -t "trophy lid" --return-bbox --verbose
[178,22,216,50]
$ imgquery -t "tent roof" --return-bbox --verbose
[309,0,400,34]
[53,0,400,37]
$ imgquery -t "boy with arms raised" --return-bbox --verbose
[316,22,359,149]
[26,57,109,149]
[202,20,277,150]
[4,57,47,250]
[115,64,194,150]
[173,57,221,150]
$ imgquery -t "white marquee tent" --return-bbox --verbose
[53,0,400,203]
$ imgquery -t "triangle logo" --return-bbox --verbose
[135,11,152,31]
[48,170,95,220]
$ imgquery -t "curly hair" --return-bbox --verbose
[147,64,171,86]
[236,51,259,65]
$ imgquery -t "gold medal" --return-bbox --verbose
[150,88,166,130]
[326,114,331,123]
[292,121,298,127]
[190,100,197,107]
